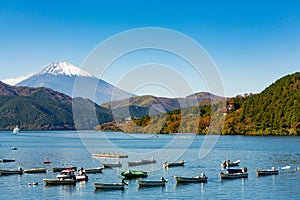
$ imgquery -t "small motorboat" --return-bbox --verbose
[83,167,103,174]
[128,158,156,166]
[137,177,167,187]
[93,182,126,190]
[0,168,23,175]
[43,158,52,165]
[174,173,208,183]
[256,167,279,176]
[163,160,185,168]
[24,167,47,173]
[12,125,20,134]
[121,170,148,179]
[56,169,76,179]
[103,161,122,168]
[75,168,88,181]
[52,166,77,172]
[0,158,15,163]
[11,147,18,150]
[221,160,240,168]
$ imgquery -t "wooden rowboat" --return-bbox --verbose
[43,178,76,185]
[174,174,208,183]
[0,158,15,163]
[137,177,167,187]
[0,169,23,175]
[103,161,122,168]
[93,182,125,190]
[52,167,77,172]
[128,158,156,166]
[219,172,248,179]
[163,160,185,168]
[256,168,279,176]
[24,167,47,173]
[83,167,103,173]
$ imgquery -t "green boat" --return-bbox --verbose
[121,170,148,179]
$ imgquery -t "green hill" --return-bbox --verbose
[223,72,300,135]
[0,81,113,130]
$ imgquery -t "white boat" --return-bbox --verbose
[75,168,88,181]
[128,158,156,166]
[56,169,76,179]
[137,177,167,187]
[221,160,240,168]
[219,172,248,179]
[103,161,122,168]
[174,174,208,183]
[24,167,47,173]
[12,125,20,134]
[93,182,126,190]
[256,167,279,176]
[163,160,185,168]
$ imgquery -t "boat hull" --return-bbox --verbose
[0,170,23,175]
[121,170,148,179]
[174,176,208,183]
[219,172,248,179]
[43,179,76,185]
[103,163,122,168]
[84,167,103,173]
[24,168,47,173]
[163,160,185,168]
[52,167,77,172]
[137,180,167,187]
[92,153,128,158]
[256,169,279,176]
[93,183,125,190]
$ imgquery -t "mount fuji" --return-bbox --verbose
[3,62,133,104]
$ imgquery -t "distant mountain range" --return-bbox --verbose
[0,81,113,130]
[3,62,133,104]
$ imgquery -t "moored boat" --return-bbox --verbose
[163,160,185,168]
[83,167,103,174]
[137,177,167,187]
[43,158,52,165]
[43,178,76,185]
[121,170,148,179]
[174,173,208,183]
[12,125,20,134]
[56,169,76,179]
[0,168,23,175]
[227,167,247,174]
[256,167,279,176]
[52,166,77,172]
[24,167,47,173]
[0,158,15,163]
[75,168,88,181]
[103,161,122,168]
[128,158,156,166]
[221,160,240,168]
[219,172,248,179]
[93,182,126,190]
[92,153,128,158]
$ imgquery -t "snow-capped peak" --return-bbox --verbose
[39,62,94,77]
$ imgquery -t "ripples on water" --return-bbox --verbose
[0,131,299,199]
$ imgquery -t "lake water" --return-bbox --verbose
[0,131,299,199]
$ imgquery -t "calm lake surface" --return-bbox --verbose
[0,131,299,199]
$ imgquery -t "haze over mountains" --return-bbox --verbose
[3,62,133,104]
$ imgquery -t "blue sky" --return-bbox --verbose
[1,0,299,97]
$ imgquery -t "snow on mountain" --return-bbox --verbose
[2,62,94,86]
[9,61,133,104]
[38,62,94,77]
